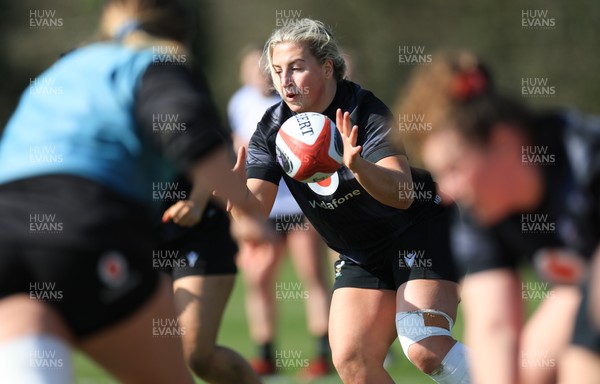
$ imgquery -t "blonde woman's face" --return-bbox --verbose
[270,42,332,113]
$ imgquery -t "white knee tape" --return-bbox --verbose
[429,342,471,384]
[0,334,73,384]
[396,310,454,359]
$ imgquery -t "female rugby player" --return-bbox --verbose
[229,46,332,377]
[398,51,600,384]
[0,0,265,383]
[227,19,471,384]
[159,179,261,383]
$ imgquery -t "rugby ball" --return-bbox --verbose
[275,112,343,183]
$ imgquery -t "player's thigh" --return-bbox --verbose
[520,285,580,382]
[238,237,286,283]
[330,287,397,362]
[397,280,460,320]
[173,274,235,352]
[168,221,238,351]
[0,294,74,343]
[561,282,600,382]
[79,274,193,384]
[559,346,600,384]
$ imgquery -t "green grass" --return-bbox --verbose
[73,259,544,383]
[215,255,433,384]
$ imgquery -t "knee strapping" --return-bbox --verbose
[429,342,471,383]
[395,310,454,359]
[396,310,471,383]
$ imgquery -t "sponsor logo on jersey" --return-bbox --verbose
[307,172,362,210]
[307,172,340,196]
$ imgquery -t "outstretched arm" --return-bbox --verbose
[462,269,523,384]
[225,146,278,221]
[336,109,413,209]
[188,145,274,242]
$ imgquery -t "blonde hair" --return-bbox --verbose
[263,18,347,82]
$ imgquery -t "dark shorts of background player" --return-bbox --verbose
[571,282,600,354]
[158,206,238,280]
[333,204,459,291]
[267,213,309,236]
[0,175,160,339]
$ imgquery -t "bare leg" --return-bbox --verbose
[559,346,600,384]
[173,274,261,383]
[238,239,285,347]
[329,287,397,384]
[287,224,330,338]
[0,294,74,343]
[79,275,194,384]
[0,294,75,383]
[397,279,461,374]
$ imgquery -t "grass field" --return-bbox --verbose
[73,257,543,383]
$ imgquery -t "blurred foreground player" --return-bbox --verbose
[398,50,600,384]
[0,0,266,383]
[158,182,262,383]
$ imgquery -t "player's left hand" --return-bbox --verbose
[336,108,363,171]
[162,200,203,227]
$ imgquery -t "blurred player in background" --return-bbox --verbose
[229,46,332,378]
[226,19,471,384]
[158,179,262,384]
[151,40,260,384]
[397,50,600,384]
[0,0,266,383]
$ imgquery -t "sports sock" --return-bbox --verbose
[317,333,330,358]
[258,341,274,363]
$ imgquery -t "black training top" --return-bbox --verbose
[452,111,600,276]
[247,80,441,264]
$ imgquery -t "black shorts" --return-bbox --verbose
[571,282,600,354]
[333,203,459,291]
[157,204,238,280]
[0,175,160,338]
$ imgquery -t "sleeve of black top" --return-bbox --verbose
[135,63,231,172]
[245,120,283,185]
[355,93,406,164]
